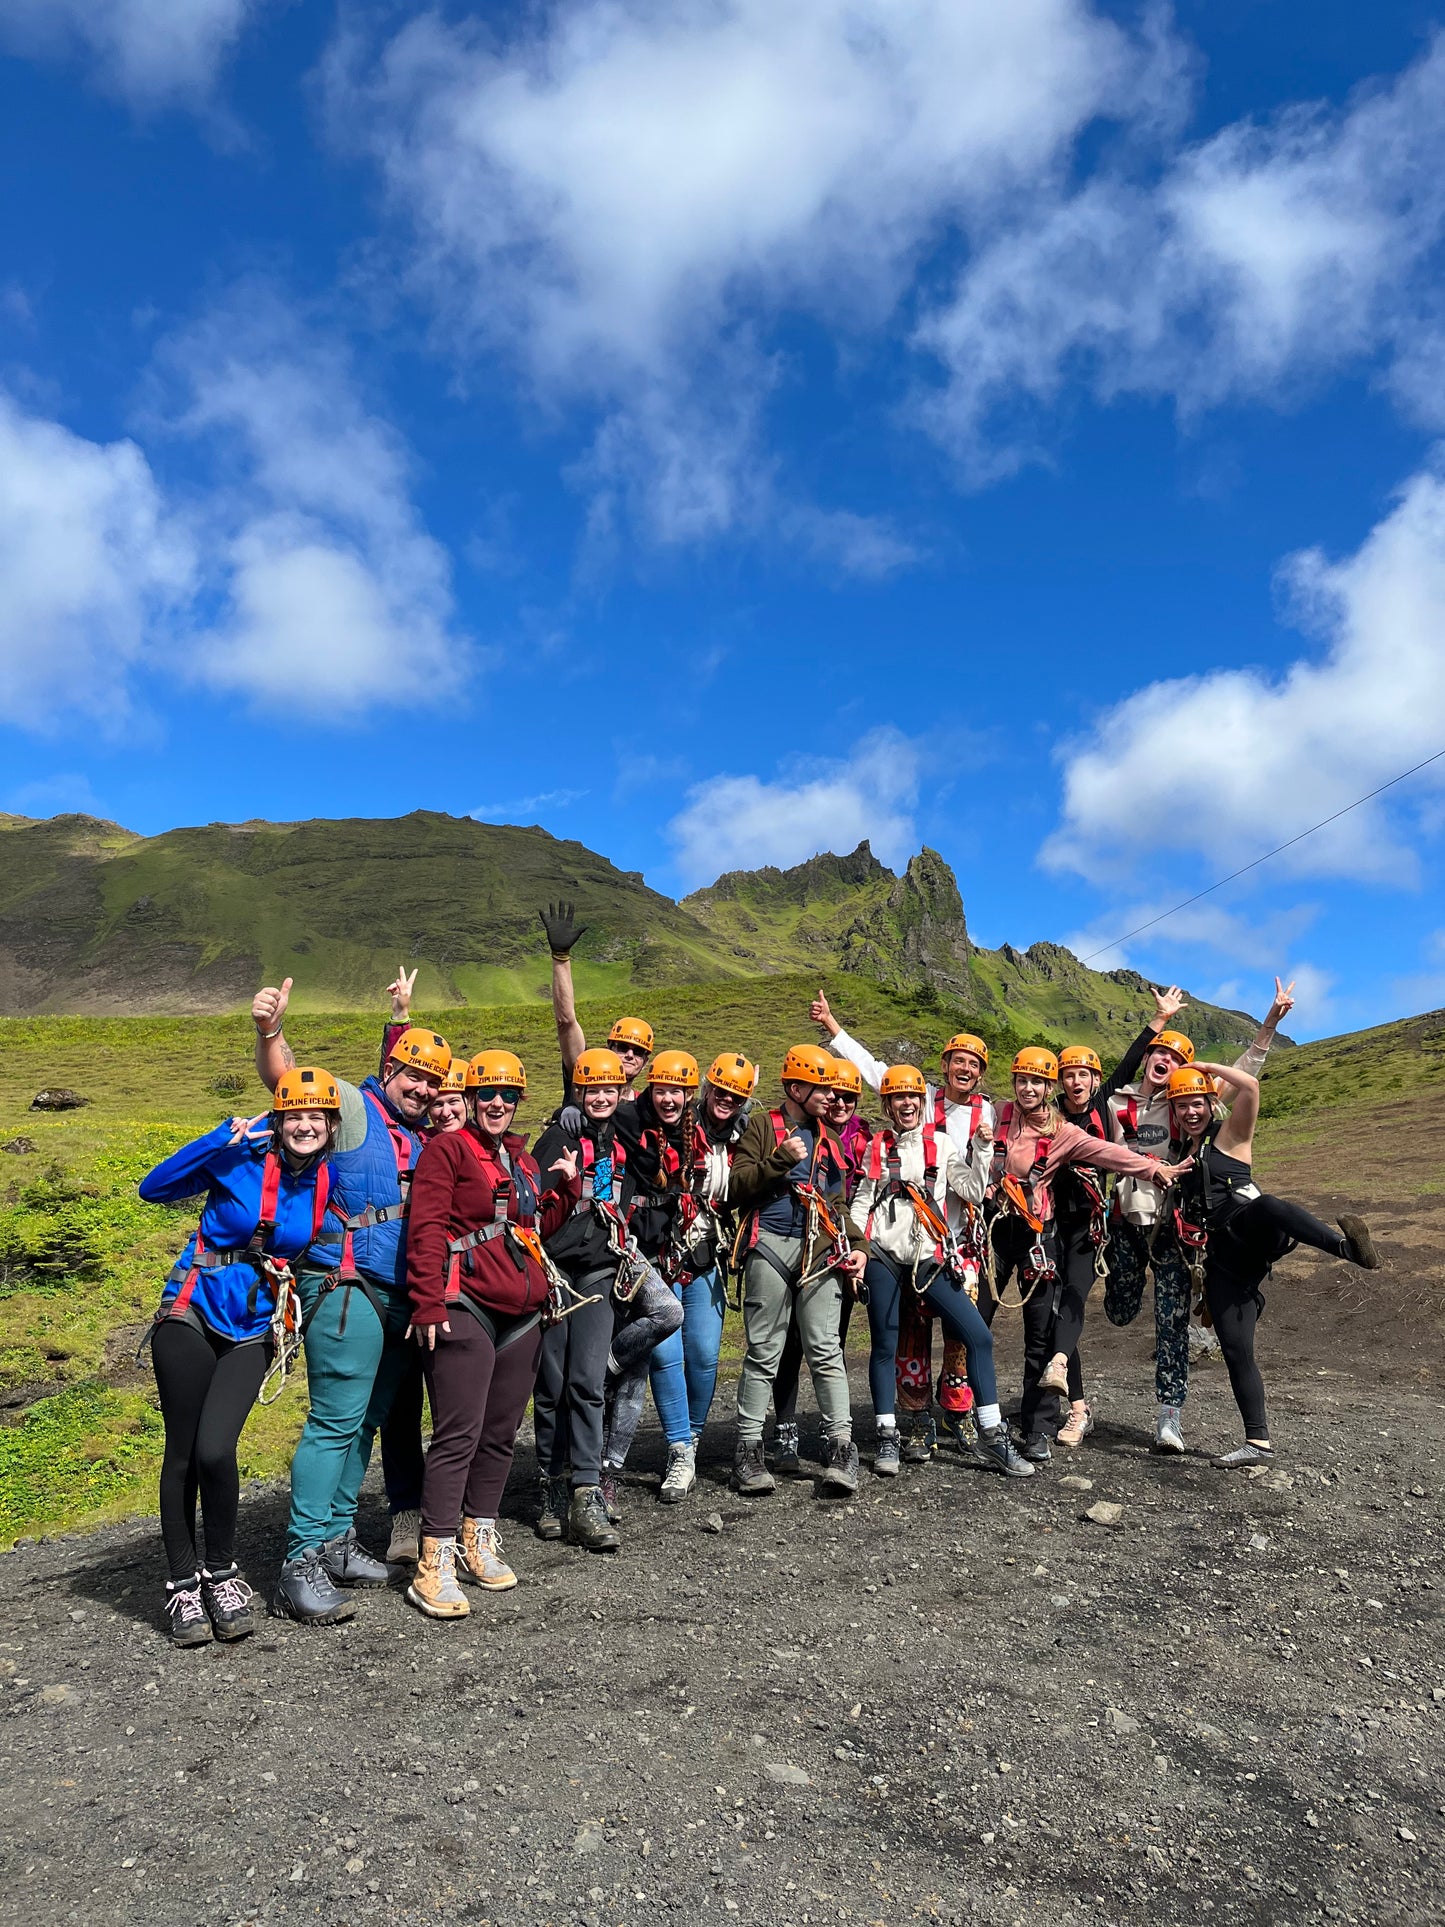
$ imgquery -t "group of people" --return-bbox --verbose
[137,908,1381,1647]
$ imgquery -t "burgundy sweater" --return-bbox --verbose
[406,1125,578,1325]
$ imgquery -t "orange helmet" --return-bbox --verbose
[273,1066,341,1112]
[466,1050,527,1093]
[1154,1029,1195,1065]
[1058,1045,1102,1076]
[942,1032,989,1068]
[880,1064,927,1099]
[648,1050,699,1090]
[387,1027,452,1079]
[706,1052,756,1099]
[437,1054,470,1095]
[828,1058,863,1096]
[780,1043,834,1088]
[1167,1066,1216,1102]
[608,1016,654,1053]
[1012,1047,1059,1081]
[573,1047,627,1088]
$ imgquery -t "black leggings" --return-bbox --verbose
[151,1319,269,1582]
[1207,1194,1348,1441]
[1052,1213,1097,1401]
[985,1217,1064,1438]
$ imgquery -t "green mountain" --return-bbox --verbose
[0,811,1271,1054]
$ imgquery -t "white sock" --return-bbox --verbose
[976,1402,1002,1431]
[876,1414,897,1431]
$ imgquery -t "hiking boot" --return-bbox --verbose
[568,1485,620,1552]
[938,1407,978,1457]
[535,1474,568,1541]
[406,1536,470,1618]
[1215,1442,1275,1469]
[273,1549,356,1626]
[1338,1216,1380,1270]
[1154,1405,1185,1455]
[1019,1432,1052,1465]
[732,1439,776,1497]
[874,1430,901,1477]
[770,1422,800,1472]
[458,1518,517,1591]
[164,1575,212,1648]
[819,1433,860,1496]
[385,1508,421,1565]
[975,1423,1036,1478]
[899,1413,936,1464]
[659,1441,697,1505]
[598,1470,623,1523]
[319,1526,390,1588]
[1038,1354,1070,1395]
[200,1565,255,1641]
[1057,1402,1094,1449]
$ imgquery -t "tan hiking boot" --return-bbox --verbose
[458,1517,517,1591]
[386,1508,421,1564]
[405,1536,470,1619]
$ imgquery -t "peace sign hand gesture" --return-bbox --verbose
[388,965,417,1020]
[1266,977,1296,1025]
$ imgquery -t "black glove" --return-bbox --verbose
[559,1103,583,1136]
[539,900,586,957]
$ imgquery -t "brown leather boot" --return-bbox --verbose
[457,1517,517,1591]
[405,1536,470,1619]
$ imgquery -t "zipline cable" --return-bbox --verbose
[1078,745,1445,966]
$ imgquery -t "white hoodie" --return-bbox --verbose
[830,1028,993,1226]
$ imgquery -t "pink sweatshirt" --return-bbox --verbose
[999,1111,1163,1221]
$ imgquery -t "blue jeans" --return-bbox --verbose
[864,1258,996,1418]
[650,1266,727,1439]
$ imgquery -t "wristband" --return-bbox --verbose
[550,951,571,962]
[257,1024,284,1040]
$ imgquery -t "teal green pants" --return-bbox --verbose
[285,1271,413,1562]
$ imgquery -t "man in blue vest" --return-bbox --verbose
[250,977,450,1624]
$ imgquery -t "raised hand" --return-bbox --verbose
[539,901,586,956]
[1267,976,1296,1024]
[227,1112,270,1146]
[1152,983,1187,1022]
[253,978,292,1036]
[388,965,417,1020]
[550,1147,580,1182]
[809,989,840,1038]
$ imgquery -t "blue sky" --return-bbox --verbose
[3,1,1445,1040]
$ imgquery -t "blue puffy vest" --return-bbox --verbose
[304,1075,422,1287]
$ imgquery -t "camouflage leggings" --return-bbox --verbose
[1103,1221,1192,1408]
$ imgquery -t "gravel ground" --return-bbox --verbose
[1,1238,1442,1927]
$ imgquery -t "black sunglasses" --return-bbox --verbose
[471,1087,520,1105]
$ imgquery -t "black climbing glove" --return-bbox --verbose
[539,900,586,957]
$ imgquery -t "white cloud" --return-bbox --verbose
[155,290,470,714]
[1044,466,1445,888]
[0,0,264,107]
[0,289,469,728]
[918,38,1445,467]
[0,392,194,724]
[329,0,1163,550]
[667,727,920,887]
[470,789,588,820]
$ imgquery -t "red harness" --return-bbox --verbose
[935,1089,984,1140]
[162,1152,332,1326]
[863,1124,941,1238]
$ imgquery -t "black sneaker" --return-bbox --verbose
[770,1422,800,1472]
[733,1439,777,1496]
[938,1407,978,1456]
[164,1575,212,1648]
[200,1565,256,1641]
[1215,1442,1275,1469]
[273,1549,357,1625]
[1019,1432,1052,1465]
[319,1526,390,1588]
[1338,1216,1380,1270]
[874,1431,901,1477]
[975,1424,1037,1478]
[899,1413,936,1463]
[819,1433,860,1496]
[568,1484,620,1552]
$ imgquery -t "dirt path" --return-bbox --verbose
[1,1181,1442,1927]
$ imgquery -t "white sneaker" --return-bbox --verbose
[659,1441,697,1505]
[1155,1405,1185,1454]
[386,1508,421,1564]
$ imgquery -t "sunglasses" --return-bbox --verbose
[831,1091,859,1106]
[472,1087,520,1105]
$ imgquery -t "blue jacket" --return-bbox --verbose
[304,1075,422,1288]
[139,1120,331,1344]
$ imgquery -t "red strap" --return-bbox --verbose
[365,1089,416,1176]
[1120,1096,1139,1139]
[454,1131,518,1225]
[933,1087,947,1133]
[769,1108,788,1147]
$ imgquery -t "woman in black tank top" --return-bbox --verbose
[1167,1064,1381,1468]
